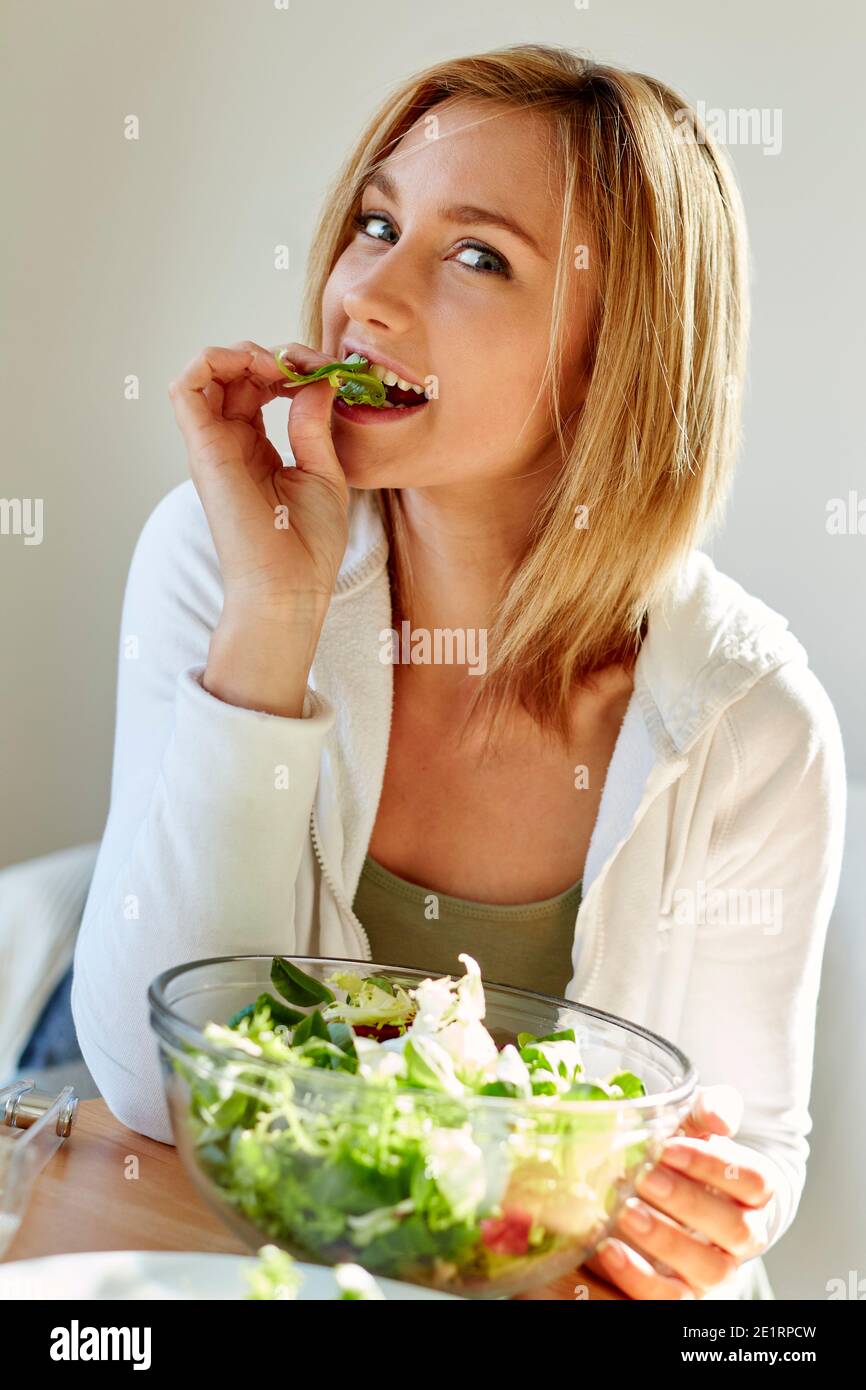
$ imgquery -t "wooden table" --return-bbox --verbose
[2,1099,623,1299]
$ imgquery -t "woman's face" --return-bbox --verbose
[321,98,597,490]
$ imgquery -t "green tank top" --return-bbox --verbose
[351,853,582,999]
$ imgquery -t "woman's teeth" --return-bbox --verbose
[367,362,427,395]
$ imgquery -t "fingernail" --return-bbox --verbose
[663,1144,693,1171]
[641,1166,674,1198]
[598,1238,626,1268]
[619,1200,653,1235]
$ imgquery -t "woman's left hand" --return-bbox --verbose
[585,1084,778,1299]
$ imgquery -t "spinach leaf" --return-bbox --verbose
[608,1070,646,1098]
[271,957,336,1008]
[291,1008,331,1046]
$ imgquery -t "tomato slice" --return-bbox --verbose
[352,1022,406,1042]
[479,1208,533,1257]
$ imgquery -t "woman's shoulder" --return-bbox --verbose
[723,657,846,793]
[695,554,844,760]
[650,550,847,812]
[123,478,223,634]
[692,563,848,818]
[134,477,215,560]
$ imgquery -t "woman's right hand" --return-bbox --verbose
[168,340,350,620]
[168,341,351,715]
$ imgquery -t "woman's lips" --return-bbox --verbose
[333,396,430,425]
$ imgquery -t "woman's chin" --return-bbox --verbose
[341,468,388,490]
[336,454,407,490]
[333,436,424,490]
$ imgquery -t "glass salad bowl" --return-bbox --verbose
[148,954,696,1299]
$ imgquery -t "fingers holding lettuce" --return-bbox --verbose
[167,341,350,621]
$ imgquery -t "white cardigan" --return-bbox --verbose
[71,477,846,1280]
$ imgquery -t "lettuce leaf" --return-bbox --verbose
[273,350,387,407]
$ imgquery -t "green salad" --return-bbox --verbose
[274,350,387,407]
[173,953,651,1295]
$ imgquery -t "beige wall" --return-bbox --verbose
[1,0,863,867]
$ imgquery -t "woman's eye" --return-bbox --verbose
[353,212,399,244]
[351,214,510,277]
[452,241,510,276]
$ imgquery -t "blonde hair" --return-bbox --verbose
[301,43,751,742]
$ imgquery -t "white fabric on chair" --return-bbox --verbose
[0,841,99,1081]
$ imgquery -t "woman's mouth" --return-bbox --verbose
[333,393,429,424]
[334,355,432,423]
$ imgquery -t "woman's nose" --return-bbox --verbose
[342,257,416,336]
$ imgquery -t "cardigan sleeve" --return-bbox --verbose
[675,658,847,1253]
[71,481,335,1144]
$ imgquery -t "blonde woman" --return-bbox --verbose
[71,45,845,1301]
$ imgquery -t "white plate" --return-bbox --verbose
[0,1250,462,1300]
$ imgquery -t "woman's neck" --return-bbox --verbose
[395,472,553,634]
[384,474,638,729]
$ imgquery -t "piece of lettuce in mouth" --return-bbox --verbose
[273,350,387,408]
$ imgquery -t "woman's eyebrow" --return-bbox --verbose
[439,204,544,257]
[364,169,545,258]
